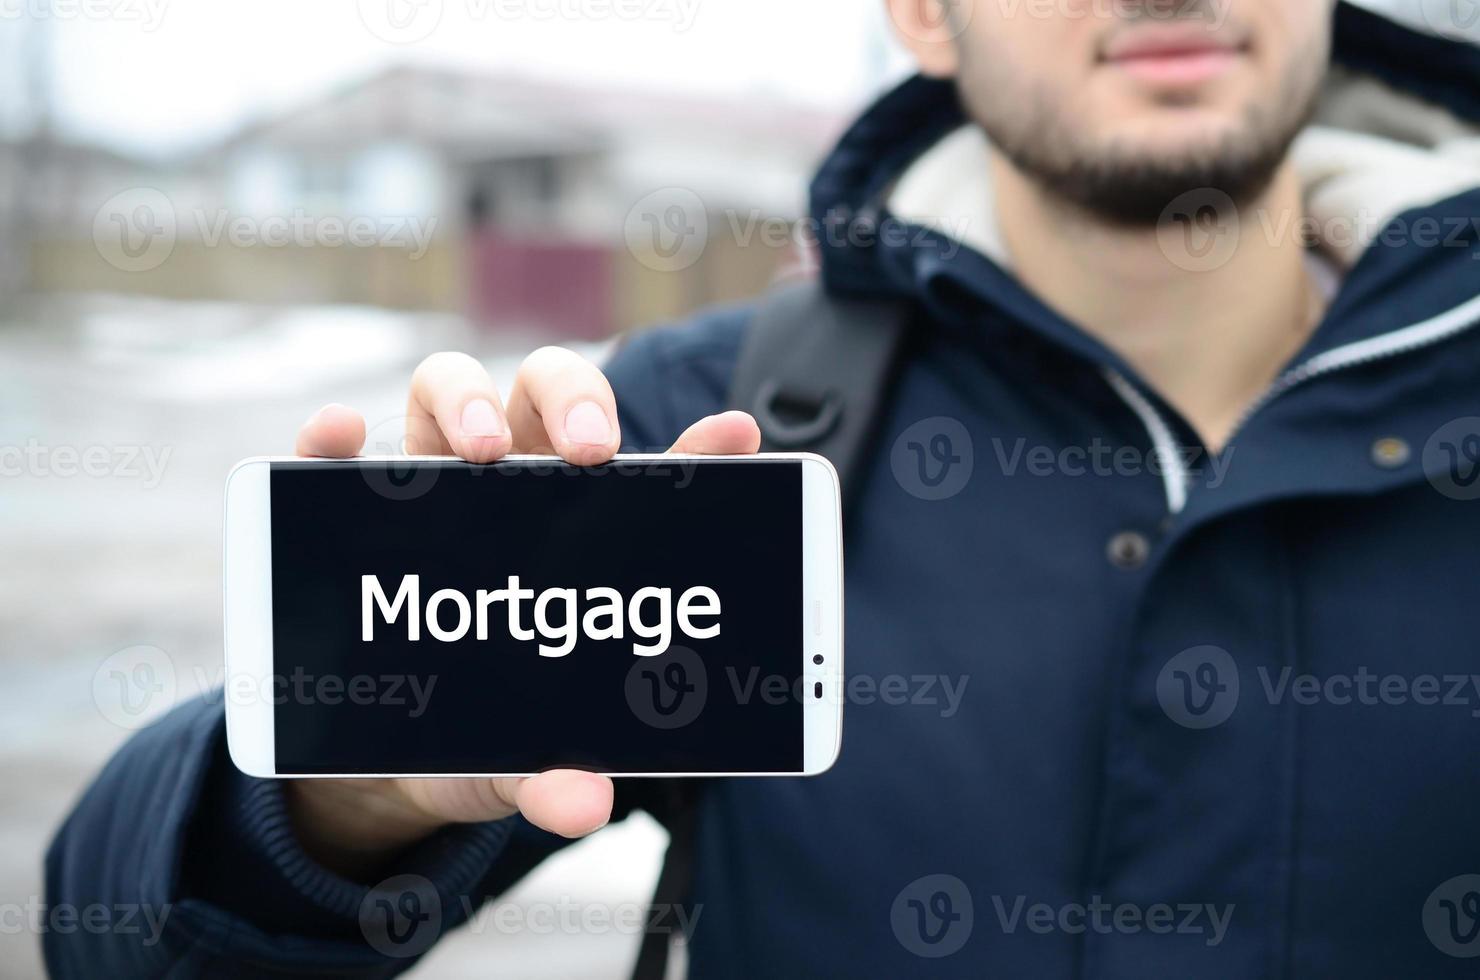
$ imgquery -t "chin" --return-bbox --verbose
[1093,106,1248,155]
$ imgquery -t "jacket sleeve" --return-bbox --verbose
[45,695,536,977]
[43,309,750,977]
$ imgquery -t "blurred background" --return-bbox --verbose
[0,0,1458,976]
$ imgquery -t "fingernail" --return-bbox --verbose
[306,402,339,425]
[460,398,507,438]
[564,401,613,446]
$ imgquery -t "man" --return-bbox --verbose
[48,0,1480,976]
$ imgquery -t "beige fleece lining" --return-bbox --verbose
[887,64,1480,273]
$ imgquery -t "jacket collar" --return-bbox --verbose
[811,1,1480,341]
[806,7,1480,518]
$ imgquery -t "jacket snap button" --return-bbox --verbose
[1371,437,1411,469]
[1107,531,1151,570]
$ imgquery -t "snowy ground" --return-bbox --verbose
[0,294,665,979]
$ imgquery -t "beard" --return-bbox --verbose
[954,27,1327,227]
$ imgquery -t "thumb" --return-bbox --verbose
[667,411,762,455]
[398,770,611,838]
[515,770,615,838]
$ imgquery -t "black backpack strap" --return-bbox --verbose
[630,781,703,980]
[630,280,909,980]
[729,279,910,494]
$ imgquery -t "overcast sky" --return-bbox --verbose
[16,0,896,157]
[4,0,1467,158]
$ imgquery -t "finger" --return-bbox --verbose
[400,771,614,838]
[406,352,513,463]
[295,403,366,458]
[514,770,615,838]
[506,346,621,466]
[667,411,762,455]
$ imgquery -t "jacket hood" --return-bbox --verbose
[810,2,1480,355]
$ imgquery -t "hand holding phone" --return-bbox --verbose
[249,350,804,876]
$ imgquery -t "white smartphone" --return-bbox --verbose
[223,454,843,778]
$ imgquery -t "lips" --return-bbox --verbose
[1100,24,1248,87]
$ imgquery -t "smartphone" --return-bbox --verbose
[222,454,843,778]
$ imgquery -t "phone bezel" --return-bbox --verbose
[223,453,844,778]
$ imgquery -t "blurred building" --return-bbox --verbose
[11,66,845,337]
[1,137,164,296]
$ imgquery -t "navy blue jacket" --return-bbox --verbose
[47,6,1480,977]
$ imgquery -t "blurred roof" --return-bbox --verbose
[206,65,847,163]
[0,137,149,171]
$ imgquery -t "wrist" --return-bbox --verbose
[287,779,446,880]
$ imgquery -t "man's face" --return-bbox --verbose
[940,0,1334,224]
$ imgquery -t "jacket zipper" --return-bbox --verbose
[1104,291,1480,516]
[1103,368,1190,515]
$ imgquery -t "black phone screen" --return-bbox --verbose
[268,458,804,774]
